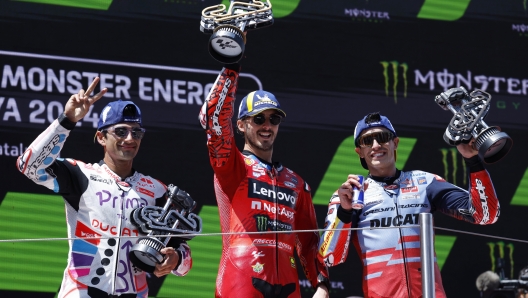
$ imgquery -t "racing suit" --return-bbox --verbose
[16,115,192,298]
[199,64,329,297]
[318,160,499,298]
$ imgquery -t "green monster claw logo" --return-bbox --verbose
[255,214,270,232]
[380,61,408,104]
[488,241,515,279]
[439,148,467,186]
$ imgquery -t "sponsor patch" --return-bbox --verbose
[400,178,414,187]
[401,186,418,193]
[249,178,297,208]
[245,158,255,166]
[254,215,292,232]
[252,251,265,258]
[252,262,264,274]
[364,199,384,206]
[90,174,113,185]
[75,221,101,246]
[417,176,427,185]
[290,256,296,268]
[402,195,421,200]
[384,184,399,190]
[284,181,296,188]
[137,187,155,198]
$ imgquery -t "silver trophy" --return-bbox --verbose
[200,0,274,63]
[435,86,513,163]
[129,184,202,273]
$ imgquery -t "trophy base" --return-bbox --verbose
[129,237,166,273]
[208,25,245,64]
[476,127,513,164]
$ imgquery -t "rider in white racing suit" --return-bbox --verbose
[17,78,192,298]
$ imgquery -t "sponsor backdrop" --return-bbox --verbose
[1,0,527,297]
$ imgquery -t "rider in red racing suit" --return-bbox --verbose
[318,112,500,298]
[198,64,329,297]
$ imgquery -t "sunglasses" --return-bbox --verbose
[102,126,146,140]
[357,131,394,147]
[251,114,282,126]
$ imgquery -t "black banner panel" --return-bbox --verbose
[1,1,527,297]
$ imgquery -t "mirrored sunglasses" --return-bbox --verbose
[252,114,282,126]
[103,127,146,140]
[358,131,394,147]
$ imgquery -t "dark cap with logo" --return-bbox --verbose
[97,100,142,130]
[237,90,287,119]
[354,112,397,169]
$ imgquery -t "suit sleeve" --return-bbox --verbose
[16,114,88,210]
[295,181,330,289]
[427,156,500,225]
[198,64,246,197]
[318,192,354,268]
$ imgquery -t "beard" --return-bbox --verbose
[245,128,274,152]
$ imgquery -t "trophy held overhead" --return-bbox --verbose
[200,0,274,64]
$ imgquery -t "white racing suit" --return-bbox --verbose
[318,163,499,298]
[16,115,192,298]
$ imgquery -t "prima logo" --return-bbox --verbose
[487,241,515,279]
[380,61,408,104]
[439,147,467,186]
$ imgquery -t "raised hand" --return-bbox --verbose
[64,77,107,122]
[456,139,479,159]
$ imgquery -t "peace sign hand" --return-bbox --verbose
[64,77,107,122]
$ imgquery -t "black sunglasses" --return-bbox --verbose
[251,114,282,126]
[358,131,394,147]
[102,126,146,140]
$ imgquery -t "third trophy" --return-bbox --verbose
[129,184,202,273]
[435,86,513,163]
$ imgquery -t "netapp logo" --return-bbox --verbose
[249,178,297,208]
[251,201,294,219]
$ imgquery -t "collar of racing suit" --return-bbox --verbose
[241,150,282,170]
[368,169,402,185]
[97,160,137,180]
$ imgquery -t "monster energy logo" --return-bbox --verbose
[380,61,408,104]
[439,147,467,186]
[254,215,292,232]
[487,241,515,279]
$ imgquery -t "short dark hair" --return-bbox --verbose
[364,112,382,124]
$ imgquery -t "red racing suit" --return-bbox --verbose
[318,163,499,298]
[199,64,329,297]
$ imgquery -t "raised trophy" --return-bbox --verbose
[200,0,274,63]
[129,184,202,273]
[435,86,513,163]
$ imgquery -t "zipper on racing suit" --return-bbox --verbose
[268,167,280,281]
[391,182,412,298]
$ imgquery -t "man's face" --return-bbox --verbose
[237,109,282,152]
[355,127,399,170]
[98,123,143,161]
